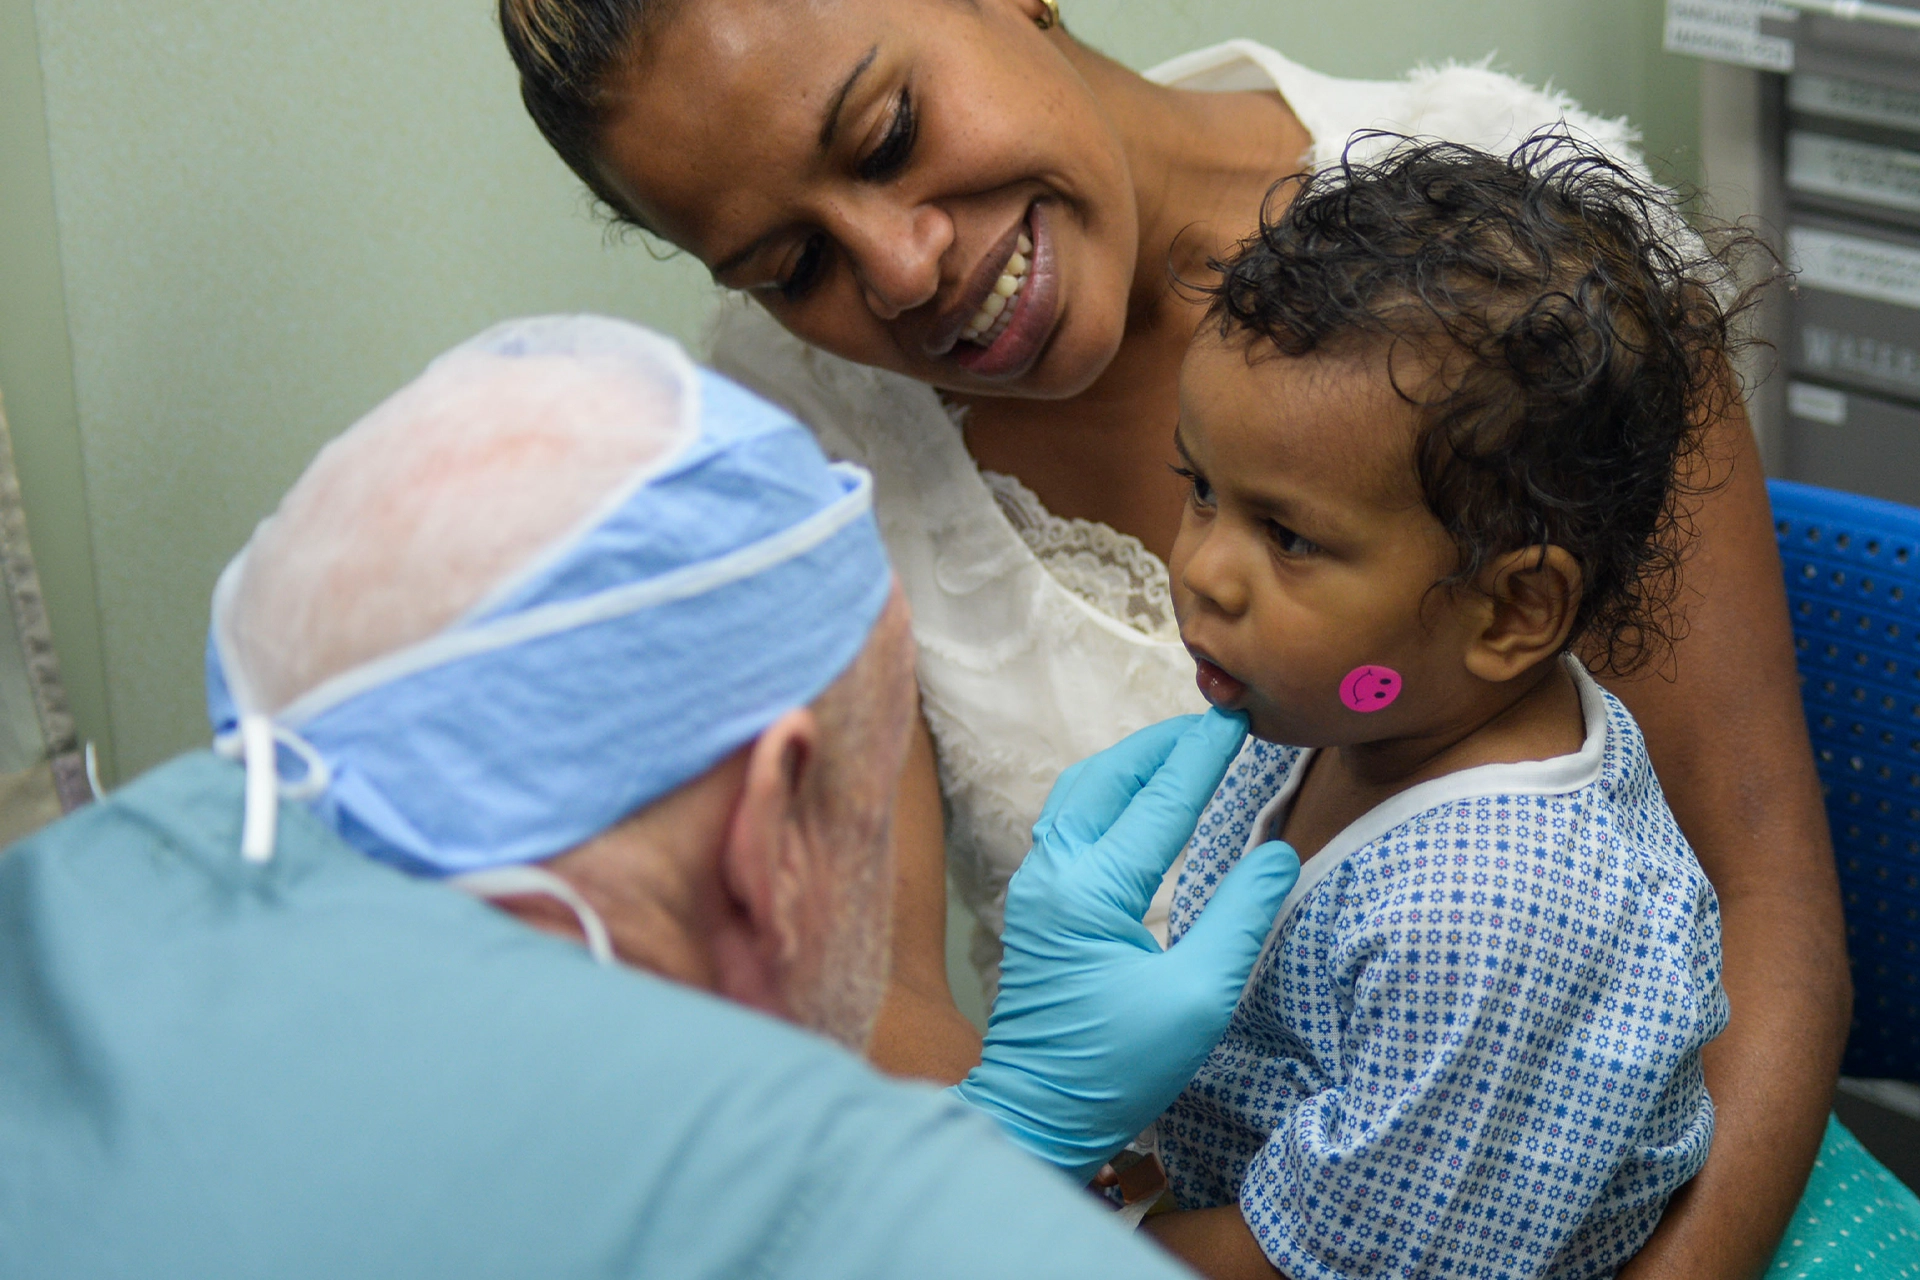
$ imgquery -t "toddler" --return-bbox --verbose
[1149,132,1757,1278]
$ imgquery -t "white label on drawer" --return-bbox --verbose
[1664,0,1796,70]
[1790,132,1920,215]
[1789,380,1850,425]
[1802,327,1920,394]
[1792,225,1920,310]
[1791,73,1920,134]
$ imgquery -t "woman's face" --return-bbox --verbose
[594,0,1139,399]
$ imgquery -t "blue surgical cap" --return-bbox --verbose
[205,316,892,876]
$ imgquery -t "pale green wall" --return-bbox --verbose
[0,0,110,777]
[0,0,1697,781]
[6,0,719,779]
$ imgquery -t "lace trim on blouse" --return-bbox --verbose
[980,470,1179,643]
[940,396,1180,643]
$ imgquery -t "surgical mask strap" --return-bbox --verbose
[449,865,616,967]
[213,714,334,863]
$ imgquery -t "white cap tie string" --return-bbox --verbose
[214,715,334,863]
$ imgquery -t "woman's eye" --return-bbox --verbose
[857,87,916,182]
[1268,522,1318,556]
[1171,465,1213,507]
[779,235,828,301]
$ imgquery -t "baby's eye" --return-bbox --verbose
[1268,522,1318,556]
[1171,465,1213,507]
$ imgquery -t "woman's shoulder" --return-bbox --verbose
[1150,39,1643,175]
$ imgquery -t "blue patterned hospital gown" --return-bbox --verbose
[1160,668,1728,1279]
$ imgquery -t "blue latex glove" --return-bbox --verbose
[949,710,1300,1184]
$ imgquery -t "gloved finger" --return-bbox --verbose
[1030,757,1092,841]
[1164,839,1300,1007]
[1090,710,1250,912]
[1037,715,1203,846]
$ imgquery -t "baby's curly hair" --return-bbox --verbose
[1201,129,1770,674]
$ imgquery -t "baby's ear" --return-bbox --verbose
[1463,546,1582,684]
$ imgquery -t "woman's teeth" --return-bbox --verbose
[961,233,1033,347]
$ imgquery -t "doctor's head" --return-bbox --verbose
[211,317,915,1051]
[499,0,1143,401]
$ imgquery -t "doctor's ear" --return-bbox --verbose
[1462,545,1583,685]
[711,708,822,1015]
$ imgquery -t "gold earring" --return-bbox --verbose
[1035,0,1060,30]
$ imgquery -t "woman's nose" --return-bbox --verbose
[840,202,952,321]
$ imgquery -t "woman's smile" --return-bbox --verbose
[950,202,1061,380]
[956,226,1029,346]
[924,203,1033,356]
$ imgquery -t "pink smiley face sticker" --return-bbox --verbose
[1338,665,1402,713]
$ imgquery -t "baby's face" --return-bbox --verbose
[1170,336,1473,747]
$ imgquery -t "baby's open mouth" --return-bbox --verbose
[960,231,1033,348]
[1192,656,1249,710]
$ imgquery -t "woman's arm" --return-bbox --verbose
[1144,1206,1282,1279]
[1603,395,1850,1280]
[866,707,985,1082]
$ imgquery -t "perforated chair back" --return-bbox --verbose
[1773,478,1920,1080]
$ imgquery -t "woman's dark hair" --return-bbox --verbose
[1201,129,1773,675]
[499,0,669,221]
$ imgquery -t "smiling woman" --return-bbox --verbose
[579,0,1153,399]
[499,2,1875,1276]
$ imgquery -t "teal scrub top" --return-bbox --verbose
[0,753,1190,1279]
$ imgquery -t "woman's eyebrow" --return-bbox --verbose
[820,45,879,149]
[708,44,881,283]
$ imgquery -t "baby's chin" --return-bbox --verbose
[1242,703,1323,749]
[1241,693,1377,751]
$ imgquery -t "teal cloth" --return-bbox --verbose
[1767,1116,1920,1277]
[0,753,1189,1280]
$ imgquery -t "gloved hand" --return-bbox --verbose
[949,710,1300,1184]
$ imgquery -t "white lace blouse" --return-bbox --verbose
[706,39,1642,990]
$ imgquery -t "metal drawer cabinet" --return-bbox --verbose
[1788,379,1920,507]
[1789,214,1920,407]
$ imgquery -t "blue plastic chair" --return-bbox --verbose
[1773,478,1920,1081]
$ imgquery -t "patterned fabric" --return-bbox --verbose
[1767,1117,1920,1278]
[1161,668,1729,1278]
